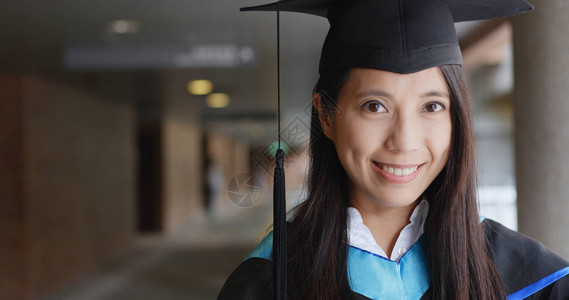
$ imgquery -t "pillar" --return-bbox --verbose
[512,0,569,259]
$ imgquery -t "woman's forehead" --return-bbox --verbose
[340,67,449,99]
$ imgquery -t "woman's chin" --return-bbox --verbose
[365,192,423,209]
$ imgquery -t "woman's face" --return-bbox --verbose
[317,67,452,209]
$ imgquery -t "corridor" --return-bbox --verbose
[45,202,273,300]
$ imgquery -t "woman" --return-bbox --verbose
[219,0,569,299]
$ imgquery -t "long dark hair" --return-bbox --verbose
[286,65,506,299]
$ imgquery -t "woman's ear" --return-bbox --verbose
[313,93,335,141]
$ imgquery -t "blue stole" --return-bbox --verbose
[245,231,431,299]
[244,217,568,299]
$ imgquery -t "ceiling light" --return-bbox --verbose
[206,93,230,108]
[108,20,140,34]
[187,80,213,95]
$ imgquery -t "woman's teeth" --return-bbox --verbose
[380,164,419,176]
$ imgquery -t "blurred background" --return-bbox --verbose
[1,0,568,299]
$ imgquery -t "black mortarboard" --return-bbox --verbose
[239,0,532,299]
[243,0,533,74]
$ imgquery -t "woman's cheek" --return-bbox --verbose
[426,120,452,162]
[346,125,377,164]
[334,122,363,165]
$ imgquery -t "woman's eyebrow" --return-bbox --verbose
[421,90,450,99]
[355,89,450,99]
[355,89,393,98]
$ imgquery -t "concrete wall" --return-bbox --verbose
[207,134,236,213]
[0,68,252,298]
[0,72,136,300]
[160,71,204,231]
[162,119,203,231]
[234,140,251,176]
[0,73,26,300]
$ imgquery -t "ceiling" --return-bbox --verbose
[0,0,482,144]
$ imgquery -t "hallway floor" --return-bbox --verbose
[45,202,273,300]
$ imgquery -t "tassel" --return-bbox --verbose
[274,3,286,299]
[273,148,287,300]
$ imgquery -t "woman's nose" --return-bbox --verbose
[384,113,421,153]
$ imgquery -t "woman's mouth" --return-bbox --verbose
[372,161,424,183]
[374,162,419,176]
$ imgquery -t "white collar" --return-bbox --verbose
[347,199,429,262]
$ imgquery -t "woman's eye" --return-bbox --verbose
[362,100,387,113]
[423,102,446,113]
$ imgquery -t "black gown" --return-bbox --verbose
[218,219,569,299]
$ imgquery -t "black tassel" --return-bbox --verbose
[274,148,287,300]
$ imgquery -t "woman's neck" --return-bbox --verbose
[349,189,420,259]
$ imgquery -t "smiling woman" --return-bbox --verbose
[218,0,569,299]
[315,67,453,258]
[319,68,451,209]
[277,64,508,299]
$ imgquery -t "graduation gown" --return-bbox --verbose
[218,218,569,299]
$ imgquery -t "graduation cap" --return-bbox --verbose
[240,0,532,298]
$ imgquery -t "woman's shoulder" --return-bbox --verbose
[480,218,569,299]
[217,257,274,300]
[217,231,275,300]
